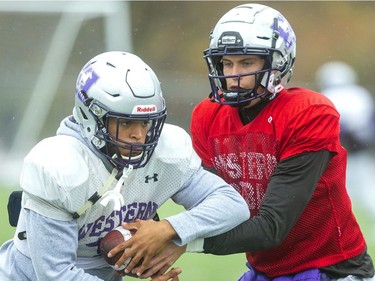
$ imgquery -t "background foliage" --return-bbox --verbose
[1,1,375,149]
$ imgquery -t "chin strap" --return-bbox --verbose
[100,165,133,211]
[267,73,283,96]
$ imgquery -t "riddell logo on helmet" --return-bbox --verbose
[132,105,157,114]
[218,32,243,46]
[221,36,237,45]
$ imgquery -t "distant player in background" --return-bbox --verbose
[0,51,250,281]
[316,61,375,235]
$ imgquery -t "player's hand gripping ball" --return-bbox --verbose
[100,226,134,270]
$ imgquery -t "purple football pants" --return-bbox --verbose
[238,263,331,281]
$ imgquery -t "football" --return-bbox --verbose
[99,226,133,270]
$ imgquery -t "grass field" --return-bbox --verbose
[1,186,374,281]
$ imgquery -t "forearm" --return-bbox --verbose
[203,150,332,254]
[167,167,250,246]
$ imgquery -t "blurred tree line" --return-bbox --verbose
[130,1,375,88]
[0,1,374,153]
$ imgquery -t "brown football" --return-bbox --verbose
[99,226,133,269]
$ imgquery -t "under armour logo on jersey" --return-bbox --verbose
[268,116,273,123]
[145,173,158,183]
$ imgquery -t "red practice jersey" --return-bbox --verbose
[191,87,366,277]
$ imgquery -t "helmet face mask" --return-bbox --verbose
[100,113,166,169]
[73,51,167,170]
[205,48,273,105]
[204,3,296,106]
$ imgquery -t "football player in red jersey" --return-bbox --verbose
[189,3,374,281]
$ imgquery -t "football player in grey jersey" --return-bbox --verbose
[0,51,249,281]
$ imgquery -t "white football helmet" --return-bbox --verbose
[73,51,167,169]
[204,3,296,105]
[316,61,358,90]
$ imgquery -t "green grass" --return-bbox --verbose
[0,187,17,243]
[1,186,374,281]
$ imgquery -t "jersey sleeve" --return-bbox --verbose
[278,103,342,161]
[20,136,92,221]
[190,100,215,167]
[166,166,250,246]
